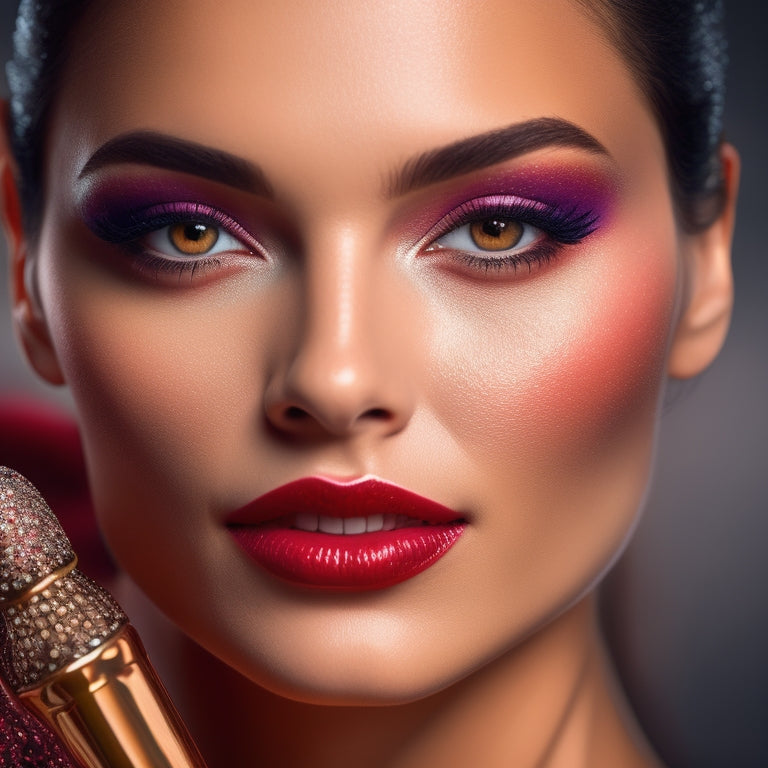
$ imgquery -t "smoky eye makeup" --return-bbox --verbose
[424,195,598,273]
[415,164,615,277]
[77,160,616,284]
[78,176,267,280]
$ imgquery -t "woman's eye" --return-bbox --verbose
[143,221,247,258]
[431,217,542,254]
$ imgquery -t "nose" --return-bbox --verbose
[263,231,415,440]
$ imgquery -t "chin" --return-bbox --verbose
[236,653,461,707]
[186,604,484,708]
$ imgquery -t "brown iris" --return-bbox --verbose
[469,219,523,251]
[168,222,219,255]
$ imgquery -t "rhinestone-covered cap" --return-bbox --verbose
[0,468,127,691]
[0,468,76,604]
[1,569,126,691]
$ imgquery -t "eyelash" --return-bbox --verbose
[424,196,598,274]
[88,201,259,278]
[87,195,598,282]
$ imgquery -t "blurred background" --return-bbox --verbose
[0,2,765,766]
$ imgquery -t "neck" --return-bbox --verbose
[116,578,662,768]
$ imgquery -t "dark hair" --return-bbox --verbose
[6,0,727,235]
[575,0,728,231]
[6,0,93,239]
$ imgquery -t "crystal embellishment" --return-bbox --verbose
[1,570,126,691]
[0,468,127,691]
[0,468,76,605]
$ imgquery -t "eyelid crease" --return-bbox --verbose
[87,201,244,241]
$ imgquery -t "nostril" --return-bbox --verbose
[364,408,390,420]
[275,404,392,433]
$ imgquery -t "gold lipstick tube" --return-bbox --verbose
[19,624,206,768]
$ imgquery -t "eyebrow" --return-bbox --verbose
[78,118,607,201]
[386,117,610,197]
[78,131,273,197]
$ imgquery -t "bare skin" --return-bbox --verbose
[1,0,737,765]
[119,580,658,767]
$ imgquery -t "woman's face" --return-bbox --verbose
[29,0,686,701]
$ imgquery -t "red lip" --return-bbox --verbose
[226,476,465,590]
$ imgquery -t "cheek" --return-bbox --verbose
[411,226,682,643]
[48,294,233,461]
[539,245,676,450]
[427,225,679,494]
[34,235,273,538]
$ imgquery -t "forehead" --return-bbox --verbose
[52,0,657,196]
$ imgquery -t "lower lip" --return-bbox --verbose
[228,523,466,590]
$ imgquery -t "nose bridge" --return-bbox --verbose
[265,223,412,437]
[305,226,362,374]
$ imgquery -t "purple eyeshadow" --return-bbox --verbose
[80,177,217,234]
[78,175,262,250]
[425,164,617,228]
[78,161,616,259]
[77,172,267,269]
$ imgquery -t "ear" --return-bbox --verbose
[0,100,65,385]
[667,143,739,379]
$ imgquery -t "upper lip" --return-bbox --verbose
[225,475,462,526]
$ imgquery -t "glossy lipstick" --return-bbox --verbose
[226,476,465,590]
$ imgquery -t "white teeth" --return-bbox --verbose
[366,514,383,533]
[292,512,422,533]
[343,517,366,534]
[318,516,344,534]
[294,512,318,532]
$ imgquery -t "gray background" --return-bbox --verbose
[0,3,765,766]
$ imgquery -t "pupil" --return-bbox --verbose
[185,223,208,241]
[483,219,507,237]
[482,220,506,238]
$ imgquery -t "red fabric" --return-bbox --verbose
[0,396,115,581]
[0,395,115,766]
